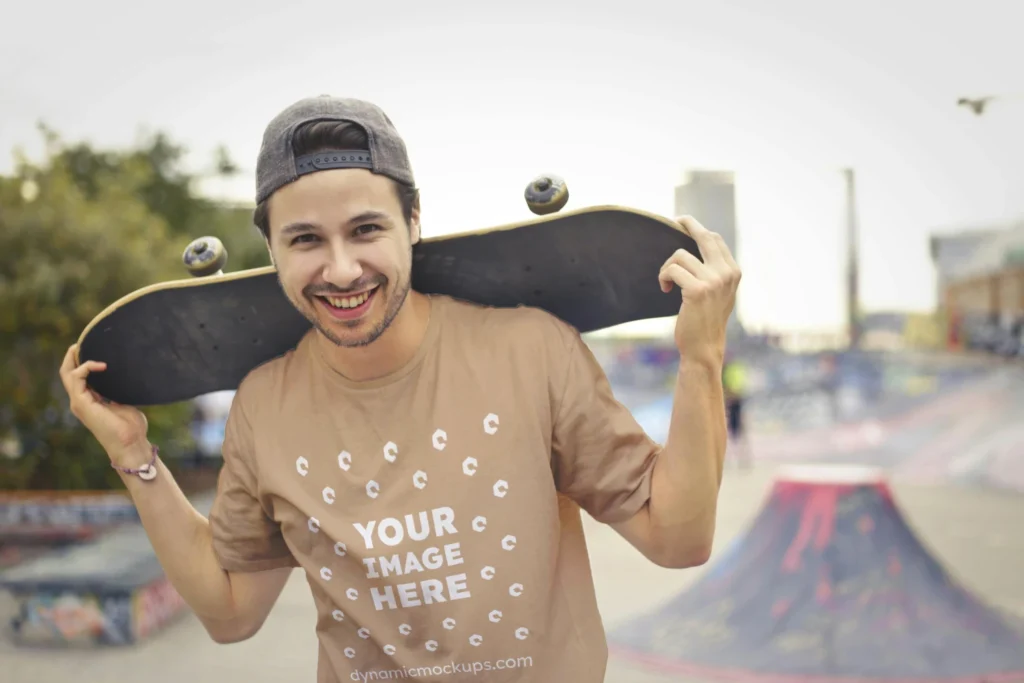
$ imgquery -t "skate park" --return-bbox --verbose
[3,341,1024,683]
[4,5,1024,682]
[4,271,1024,683]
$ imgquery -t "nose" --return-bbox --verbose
[321,241,363,288]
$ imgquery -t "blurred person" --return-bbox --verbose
[59,95,741,682]
[723,353,752,468]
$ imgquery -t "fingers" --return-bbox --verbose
[674,215,741,284]
[713,231,739,272]
[60,344,108,413]
[676,215,722,262]
[59,345,81,396]
[659,263,704,294]
[60,344,77,375]
[660,246,725,294]
[661,246,711,281]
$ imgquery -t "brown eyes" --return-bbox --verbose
[354,223,383,236]
[290,234,317,246]
[289,225,382,246]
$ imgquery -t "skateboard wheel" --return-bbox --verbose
[524,174,569,215]
[182,236,228,277]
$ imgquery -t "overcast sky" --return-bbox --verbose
[3,0,1021,335]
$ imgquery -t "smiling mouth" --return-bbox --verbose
[321,289,374,309]
[315,285,380,319]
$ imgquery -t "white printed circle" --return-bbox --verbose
[383,441,398,463]
[332,610,344,622]
[469,634,483,646]
[383,644,396,655]
[463,457,478,476]
[502,535,517,551]
[432,429,448,451]
[510,583,524,597]
[366,480,380,499]
[426,640,438,652]
[320,567,332,581]
[483,413,499,434]
[413,470,428,489]
[489,610,503,623]
[308,517,320,533]
[442,617,456,630]
[472,515,487,532]
[344,647,356,658]
[481,566,495,580]
[399,623,412,635]
[322,487,336,504]
[515,627,529,640]
[296,456,309,476]
[338,450,352,471]
[357,627,370,639]
[334,542,347,557]
[347,588,359,601]
[493,480,509,498]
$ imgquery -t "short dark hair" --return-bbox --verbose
[253,120,420,239]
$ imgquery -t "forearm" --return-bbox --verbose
[114,444,246,637]
[646,357,727,561]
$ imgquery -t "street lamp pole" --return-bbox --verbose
[844,167,861,350]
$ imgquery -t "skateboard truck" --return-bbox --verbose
[524,174,569,215]
[182,236,228,277]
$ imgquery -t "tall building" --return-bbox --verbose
[674,170,742,335]
[929,227,1005,293]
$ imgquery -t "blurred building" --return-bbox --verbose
[674,170,742,337]
[930,219,1024,355]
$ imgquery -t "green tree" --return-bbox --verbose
[0,125,263,490]
[53,128,269,273]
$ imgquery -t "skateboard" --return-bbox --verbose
[76,176,701,406]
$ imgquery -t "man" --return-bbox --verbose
[722,354,752,468]
[60,95,740,682]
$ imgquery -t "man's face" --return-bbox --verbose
[265,168,420,348]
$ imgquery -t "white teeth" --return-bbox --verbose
[325,289,373,309]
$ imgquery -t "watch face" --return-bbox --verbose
[138,463,158,481]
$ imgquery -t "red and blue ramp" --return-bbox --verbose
[608,465,1024,682]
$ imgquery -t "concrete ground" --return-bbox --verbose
[3,461,1024,683]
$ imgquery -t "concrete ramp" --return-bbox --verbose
[0,494,213,647]
[608,465,1024,681]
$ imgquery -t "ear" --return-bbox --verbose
[409,205,422,245]
[264,236,277,267]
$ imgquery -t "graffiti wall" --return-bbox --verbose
[133,577,187,641]
[1,520,191,646]
[12,590,136,645]
[8,577,187,646]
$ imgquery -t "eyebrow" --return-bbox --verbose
[347,210,391,226]
[279,211,391,237]
[280,221,319,236]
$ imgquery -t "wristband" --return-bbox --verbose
[112,444,159,481]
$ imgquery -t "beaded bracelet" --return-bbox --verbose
[111,444,159,481]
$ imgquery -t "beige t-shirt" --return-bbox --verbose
[208,294,661,682]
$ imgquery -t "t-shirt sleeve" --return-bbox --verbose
[548,319,662,524]
[208,388,298,573]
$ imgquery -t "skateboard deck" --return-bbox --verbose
[76,205,699,406]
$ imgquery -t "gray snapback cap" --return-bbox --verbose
[255,95,415,205]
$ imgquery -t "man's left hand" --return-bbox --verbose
[658,215,741,363]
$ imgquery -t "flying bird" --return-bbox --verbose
[957,96,995,115]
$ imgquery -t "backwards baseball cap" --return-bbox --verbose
[255,94,415,205]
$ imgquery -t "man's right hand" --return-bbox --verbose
[60,344,151,467]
